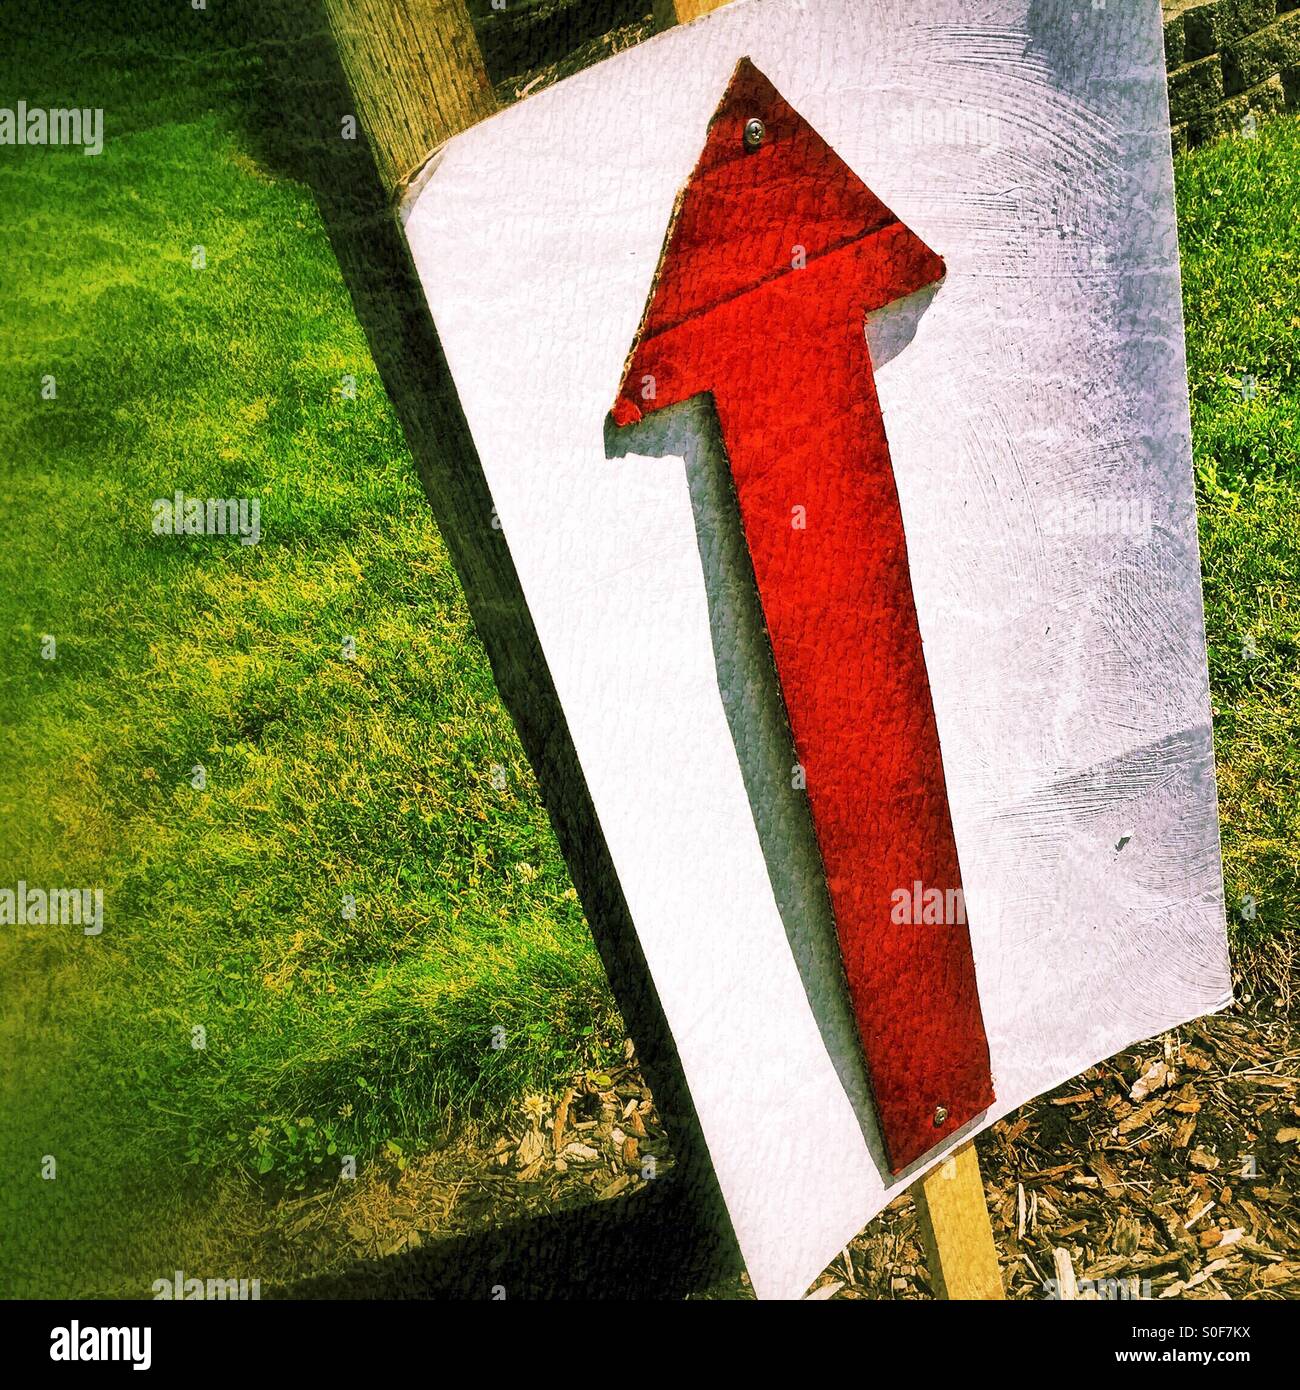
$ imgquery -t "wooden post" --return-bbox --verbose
[316,0,496,193]
[655,0,730,28]
[913,1141,1005,1299]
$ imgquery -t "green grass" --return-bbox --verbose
[0,22,1295,1297]
[1176,117,1300,948]
[0,34,621,1295]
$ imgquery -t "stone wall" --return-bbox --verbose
[1164,0,1300,148]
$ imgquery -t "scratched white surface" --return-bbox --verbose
[406,0,1231,1299]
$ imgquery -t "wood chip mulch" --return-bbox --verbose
[806,957,1298,1301]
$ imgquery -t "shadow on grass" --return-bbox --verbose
[241,0,745,1301]
[279,1175,743,1300]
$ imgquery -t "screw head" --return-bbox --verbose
[933,1105,949,1127]
[743,117,766,151]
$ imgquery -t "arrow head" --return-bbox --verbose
[612,57,945,426]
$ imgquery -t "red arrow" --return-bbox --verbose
[611,58,994,1172]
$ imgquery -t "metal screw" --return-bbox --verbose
[743,117,766,151]
[933,1105,949,1127]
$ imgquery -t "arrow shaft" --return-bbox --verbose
[614,50,997,1164]
[643,245,994,1170]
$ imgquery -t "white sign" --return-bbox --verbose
[404,0,1230,1299]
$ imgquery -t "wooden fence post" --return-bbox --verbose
[316,0,496,194]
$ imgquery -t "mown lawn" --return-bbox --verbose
[1176,117,1300,946]
[0,18,1295,1296]
[0,28,621,1296]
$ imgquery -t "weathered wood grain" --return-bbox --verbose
[317,0,496,195]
